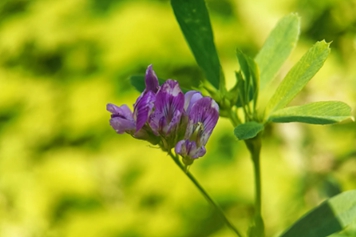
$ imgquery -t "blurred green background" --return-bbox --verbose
[0,0,356,236]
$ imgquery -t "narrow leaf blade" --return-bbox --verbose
[236,49,250,81]
[281,190,356,237]
[234,122,264,140]
[171,0,222,89]
[235,50,259,107]
[255,13,300,90]
[265,40,330,117]
[268,101,352,124]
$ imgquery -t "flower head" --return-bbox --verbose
[149,80,184,135]
[133,65,160,132]
[175,96,219,164]
[107,65,160,144]
[107,65,219,164]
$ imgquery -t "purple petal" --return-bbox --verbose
[175,140,206,159]
[185,97,219,145]
[165,110,182,134]
[160,79,182,96]
[190,97,219,131]
[134,91,156,131]
[149,80,184,136]
[155,80,184,116]
[106,103,136,134]
[110,117,136,134]
[184,90,203,114]
[145,64,160,93]
[175,140,185,154]
[107,103,133,118]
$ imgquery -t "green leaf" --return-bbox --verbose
[130,75,146,93]
[265,40,330,117]
[234,122,264,140]
[236,49,251,82]
[235,50,259,107]
[255,13,300,90]
[268,101,352,124]
[234,71,249,107]
[171,0,222,89]
[246,54,260,106]
[281,190,356,237]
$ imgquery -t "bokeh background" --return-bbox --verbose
[1,0,356,236]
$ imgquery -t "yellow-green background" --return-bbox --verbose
[0,0,355,236]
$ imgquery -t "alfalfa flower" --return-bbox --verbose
[148,79,185,150]
[107,65,219,163]
[107,65,160,144]
[175,94,219,165]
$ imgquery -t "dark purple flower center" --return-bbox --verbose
[111,114,126,119]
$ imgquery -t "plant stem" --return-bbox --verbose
[245,136,265,237]
[168,151,243,237]
[229,108,241,127]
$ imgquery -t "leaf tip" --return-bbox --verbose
[289,12,300,20]
[318,39,332,50]
[234,122,264,140]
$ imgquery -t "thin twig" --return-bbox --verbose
[168,151,243,237]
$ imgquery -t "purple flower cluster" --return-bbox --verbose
[107,65,219,164]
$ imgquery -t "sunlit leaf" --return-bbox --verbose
[235,50,259,107]
[247,53,259,105]
[255,13,300,90]
[268,101,352,124]
[236,49,251,82]
[265,40,330,117]
[234,122,264,140]
[281,190,356,237]
[171,0,222,89]
[234,71,248,107]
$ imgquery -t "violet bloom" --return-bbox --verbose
[133,65,160,132]
[175,95,219,165]
[149,79,184,150]
[107,65,160,144]
[107,64,220,161]
[107,103,136,134]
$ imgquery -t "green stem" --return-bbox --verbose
[229,108,241,127]
[245,136,265,237]
[168,151,243,237]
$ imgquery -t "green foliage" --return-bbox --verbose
[130,75,149,92]
[234,49,259,108]
[229,8,353,236]
[281,190,356,237]
[265,41,331,117]
[268,101,352,124]
[171,0,222,89]
[255,13,300,90]
[234,122,264,140]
